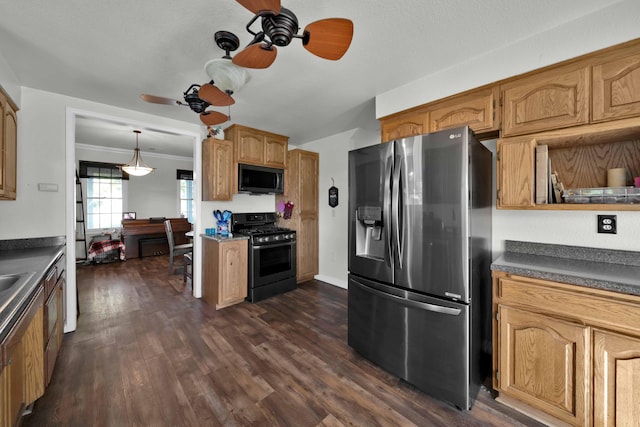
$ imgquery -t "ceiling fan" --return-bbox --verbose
[140,32,248,126]
[140,83,234,126]
[231,0,354,69]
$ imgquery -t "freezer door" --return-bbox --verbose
[347,275,476,410]
[394,129,470,301]
[348,142,394,284]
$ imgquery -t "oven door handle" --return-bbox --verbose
[252,241,295,250]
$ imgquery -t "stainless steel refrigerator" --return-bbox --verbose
[347,126,492,410]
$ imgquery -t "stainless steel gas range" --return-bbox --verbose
[231,212,296,302]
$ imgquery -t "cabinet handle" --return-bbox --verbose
[7,356,12,365]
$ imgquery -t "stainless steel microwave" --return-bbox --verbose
[237,163,284,194]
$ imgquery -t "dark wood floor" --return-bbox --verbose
[23,256,544,427]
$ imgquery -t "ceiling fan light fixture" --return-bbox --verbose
[121,130,155,176]
[204,58,251,93]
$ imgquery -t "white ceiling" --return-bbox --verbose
[0,0,624,158]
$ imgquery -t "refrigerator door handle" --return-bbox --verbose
[392,159,403,268]
[384,157,393,268]
[354,279,462,316]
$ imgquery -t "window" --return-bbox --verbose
[79,161,127,229]
[177,169,194,223]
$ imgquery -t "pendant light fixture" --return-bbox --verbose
[121,130,155,176]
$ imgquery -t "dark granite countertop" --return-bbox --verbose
[0,237,66,341]
[491,240,640,297]
[200,234,249,242]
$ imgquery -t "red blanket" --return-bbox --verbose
[88,240,126,261]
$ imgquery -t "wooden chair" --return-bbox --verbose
[164,220,192,274]
[183,252,193,286]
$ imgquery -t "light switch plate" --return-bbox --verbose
[38,183,59,192]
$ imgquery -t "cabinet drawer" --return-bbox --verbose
[44,332,59,386]
[43,265,57,299]
[496,275,640,336]
[44,287,58,342]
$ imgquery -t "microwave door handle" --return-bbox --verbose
[276,171,282,192]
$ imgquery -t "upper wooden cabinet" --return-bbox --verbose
[224,124,288,168]
[501,63,590,137]
[202,138,234,201]
[429,86,500,134]
[496,137,535,208]
[380,109,429,142]
[496,117,640,210]
[0,88,18,200]
[592,49,640,122]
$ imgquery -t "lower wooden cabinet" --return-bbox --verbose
[493,271,640,426]
[593,330,640,426]
[202,238,248,309]
[0,287,44,427]
[498,305,589,426]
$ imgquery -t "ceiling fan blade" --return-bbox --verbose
[198,83,235,106]
[302,18,354,60]
[140,94,182,106]
[200,111,229,126]
[232,43,277,69]
[236,0,280,15]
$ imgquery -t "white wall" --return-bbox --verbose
[302,1,640,288]
[200,195,277,232]
[0,51,20,105]
[75,145,194,221]
[297,127,379,288]
[376,0,640,118]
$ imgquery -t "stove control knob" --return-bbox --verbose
[275,235,282,241]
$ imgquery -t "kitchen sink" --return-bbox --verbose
[0,274,22,292]
[0,272,36,315]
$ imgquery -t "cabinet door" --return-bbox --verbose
[498,305,590,426]
[4,335,24,427]
[236,129,265,165]
[593,51,640,122]
[594,330,640,427]
[219,240,248,306]
[264,136,287,168]
[298,151,318,216]
[0,94,17,200]
[380,110,429,142]
[430,86,500,133]
[496,138,535,208]
[202,138,234,201]
[502,64,590,137]
[297,216,318,283]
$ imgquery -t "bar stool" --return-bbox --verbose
[183,252,193,286]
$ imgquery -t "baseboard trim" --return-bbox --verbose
[313,275,347,289]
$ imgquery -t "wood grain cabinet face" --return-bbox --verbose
[498,305,589,426]
[496,138,535,208]
[202,239,248,310]
[276,149,318,283]
[225,124,288,169]
[592,51,640,123]
[502,64,590,137]
[380,110,429,142]
[430,87,500,134]
[593,330,640,427]
[202,138,234,201]
[0,89,18,200]
[493,272,640,426]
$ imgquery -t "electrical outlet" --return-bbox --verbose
[597,215,617,234]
